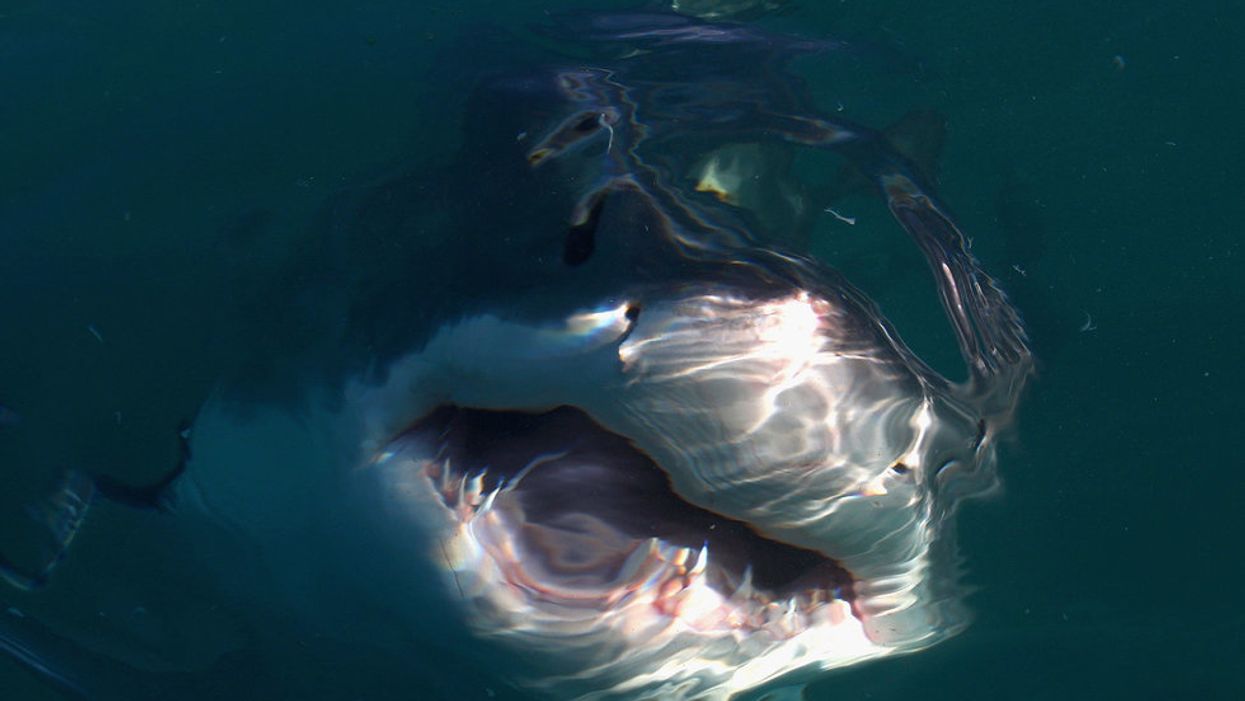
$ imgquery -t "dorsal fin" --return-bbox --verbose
[882,109,946,185]
[817,109,947,206]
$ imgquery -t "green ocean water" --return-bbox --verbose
[1,1,1241,699]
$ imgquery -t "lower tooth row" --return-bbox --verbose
[426,464,846,635]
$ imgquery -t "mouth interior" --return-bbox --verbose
[409,405,853,604]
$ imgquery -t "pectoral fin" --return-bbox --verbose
[0,471,95,592]
[1,418,193,591]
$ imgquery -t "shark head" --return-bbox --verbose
[1,11,1031,701]
[348,285,987,699]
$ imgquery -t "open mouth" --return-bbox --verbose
[387,403,857,637]
[356,286,980,698]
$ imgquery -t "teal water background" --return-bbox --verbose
[2,1,1242,698]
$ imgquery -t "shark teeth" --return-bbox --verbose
[731,565,755,602]
[614,538,663,589]
[477,483,503,513]
[689,543,709,575]
[427,462,505,522]
[417,455,851,639]
[459,471,484,507]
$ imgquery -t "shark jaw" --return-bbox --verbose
[375,405,885,701]
[351,283,985,700]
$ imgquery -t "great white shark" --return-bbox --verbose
[0,10,1031,701]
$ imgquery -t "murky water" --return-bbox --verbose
[1,1,1240,698]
